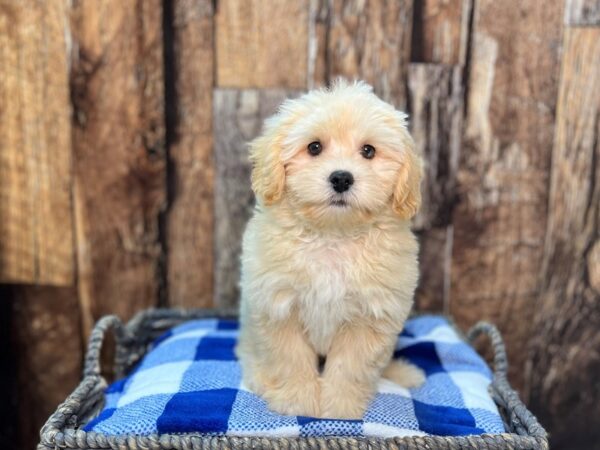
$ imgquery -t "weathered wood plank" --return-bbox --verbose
[70,0,166,335]
[213,89,297,308]
[307,0,329,89]
[0,0,74,285]
[449,0,564,391]
[322,0,413,108]
[216,0,309,88]
[411,0,471,65]
[10,286,82,450]
[564,0,600,25]
[409,65,463,234]
[528,27,600,450]
[408,64,463,313]
[165,0,215,308]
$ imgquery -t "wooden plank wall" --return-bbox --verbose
[70,0,167,336]
[451,0,564,389]
[0,1,599,449]
[528,23,600,449]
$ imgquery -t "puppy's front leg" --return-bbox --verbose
[247,316,321,417]
[321,322,397,419]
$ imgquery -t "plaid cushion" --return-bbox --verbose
[84,316,505,437]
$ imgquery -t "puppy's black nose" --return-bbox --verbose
[329,170,354,193]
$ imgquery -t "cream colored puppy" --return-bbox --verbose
[236,79,425,419]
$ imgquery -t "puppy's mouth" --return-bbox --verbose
[329,199,348,207]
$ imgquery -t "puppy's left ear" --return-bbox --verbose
[249,128,286,205]
[392,139,423,220]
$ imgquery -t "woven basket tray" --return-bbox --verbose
[38,308,548,450]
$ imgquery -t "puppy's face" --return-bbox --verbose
[250,81,422,227]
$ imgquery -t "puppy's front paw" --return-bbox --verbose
[263,378,321,417]
[320,380,369,419]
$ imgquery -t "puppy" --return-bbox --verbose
[236,79,425,419]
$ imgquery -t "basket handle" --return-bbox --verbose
[466,321,508,378]
[467,321,548,440]
[83,315,133,378]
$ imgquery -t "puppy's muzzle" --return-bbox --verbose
[329,170,354,193]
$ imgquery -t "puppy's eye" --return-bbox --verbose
[307,141,322,156]
[361,144,376,159]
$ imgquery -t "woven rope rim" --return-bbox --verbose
[38,309,549,450]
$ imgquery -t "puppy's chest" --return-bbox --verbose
[290,239,368,353]
[293,239,362,295]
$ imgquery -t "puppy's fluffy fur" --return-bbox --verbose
[236,80,425,419]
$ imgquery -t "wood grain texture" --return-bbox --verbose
[165,0,215,308]
[449,0,564,391]
[0,0,74,285]
[411,0,470,65]
[213,89,297,308]
[528,28,600,450]
[70,0,166,336]
[409,65,463,233]
[216,0,309,88]
[564,0,600,25]
[10,286,81,450]
[323,0,413,108]
[408,64,463,313]
[307,0,329,89]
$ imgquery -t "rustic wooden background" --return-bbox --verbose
[0,1,599,449]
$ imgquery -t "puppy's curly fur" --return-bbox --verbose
[236,80,425,419]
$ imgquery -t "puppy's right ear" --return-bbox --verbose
[249,127,286,205]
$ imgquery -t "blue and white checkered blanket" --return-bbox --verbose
[85,316,505,437]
